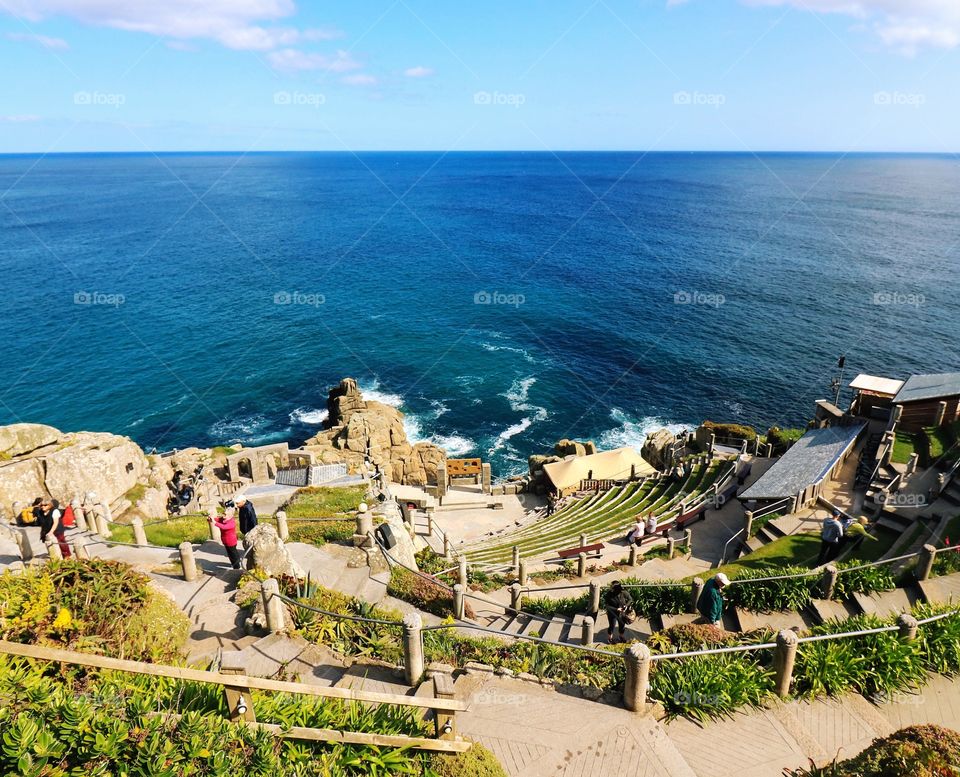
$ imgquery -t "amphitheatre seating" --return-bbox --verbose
[557,542,604,559]
[462,459,733,565]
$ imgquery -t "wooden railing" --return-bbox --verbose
[0,640,470,753]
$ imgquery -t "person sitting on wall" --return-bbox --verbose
[697,573,729,627]
[645,511,658,537]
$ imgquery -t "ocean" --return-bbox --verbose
[2,152,958,479]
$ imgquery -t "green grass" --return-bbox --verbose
[123,482,147,505]
[708,533,821,580]
[282,485,368,519]
[891,432,917,465]
[110,513,211,547]
[211,445,238,456]
[850,525,901,563]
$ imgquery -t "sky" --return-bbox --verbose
[0,0,958,152]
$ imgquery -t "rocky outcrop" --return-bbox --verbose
[305,378,447,487]
[642,428,680,471]
[554,439,597,458]
[0,423,170,520]
[244,524,305,579]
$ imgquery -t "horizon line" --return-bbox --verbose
[0,149,956,157]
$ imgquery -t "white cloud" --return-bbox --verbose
[403,65,434,78]
[341,73,378,86]
[0,1,343,52]
[0,115,42,122]
[741,0,960,53]
[267,48,361,72]
[5,32,69,49]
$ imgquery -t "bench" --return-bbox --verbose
[558,542,604,559]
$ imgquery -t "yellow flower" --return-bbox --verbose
[52,608,73,631]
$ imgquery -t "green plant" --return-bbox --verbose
[725,566,814,613]
[647,623,738,654]
[701,421,757,441]
[766,426,806,455]
[649,652,773,721]
[832,561,896,600]
[932,544,960,578]
[748,512,782,538]
[430,742,508,777]
[387,567,474,619]
[282,485,368,520]
[620,580,689,620]
[785,725,960,777]
[914,604,960,675]
[523,592,590,618]
[286,520,355,546]
[123,482,147,505]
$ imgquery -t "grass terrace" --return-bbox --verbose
[463,461,727,564]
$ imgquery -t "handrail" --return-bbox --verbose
[719,527,746,567]
[753,496,792,520]
[423,619,621,657]
[275,593,403,627]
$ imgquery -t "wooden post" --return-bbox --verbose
[589,580,601,616]
[666,537,676,560]
[73,538,89,560]
[579,533,587,550]
[518,558,528,586]
[453,584,465,620]
[72,499,88,532]
[220,651,257,722]
[508,583,523,615]
[689,577,705,614]
[262,578,284,632]
[179,542,198,582]
[897,613,919,641]
[628,544,638,566]
[275,511,289,541]
[683,528,692,551]
[458,556,468,588]
[774,629,799,698]
[743,510,754,539]
[131,518,147,547]
[511,545,520,572]
[208,514,221,543]
[820,565,838,600]
[917,544,936,581]
[623,643,652,712]
[581,615,595,646]
[577,552,587,578]
[14,531,33,563]
[402,612,424,686]
[433,674,457,739]
[443,535,452,561]
[97,502,112,538]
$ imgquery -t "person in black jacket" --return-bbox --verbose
[235,495,258,535]
[604,580,633,643]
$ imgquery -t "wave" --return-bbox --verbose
[290,406,329,424]
[490,376,549,452]
[598,408,692,453]
[209,413,290,445]
[481,342,535,363]
[359,378,404,408]
[430,434,476,456]
[428,399,449,419]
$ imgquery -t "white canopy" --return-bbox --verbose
[848,373,904,397]
[543,447,656,494]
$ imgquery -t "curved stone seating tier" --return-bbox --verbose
[466,462,724,564]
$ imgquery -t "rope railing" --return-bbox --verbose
[274,593,403,627]
[422,619,621,657]
[649,641,779,661]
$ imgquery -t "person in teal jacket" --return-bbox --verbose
[697,573,729,626]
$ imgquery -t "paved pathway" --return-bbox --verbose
[454,672,960,777]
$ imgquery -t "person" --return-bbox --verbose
[545,493,556,517]
[41,499,71,558]
[818,510,844,565]
[645,512,658,537]
[18,498,41,526]
[210,507,242,570]
[625,518,645,546]
[604,580,633,643]
[697,573,729,626]
[236,494,258,535]
[843,517,876,553]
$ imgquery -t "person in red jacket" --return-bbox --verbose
[210,507,241,569]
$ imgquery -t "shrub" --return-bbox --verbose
[725,566,815,613]
[282,485,368,520]
[832,561,896,600]
[914,604,960,675]
[430,742,509,777]
[523,592,590,618]
[749,511,782,538]
[649,652,773,721]
[0,559,188,662]
[932,545,960,577]
[387,567,475,619]
[766,426,806,455]
[621,581,689,620]
[701,421,757,442]
[286,520,355,546]
[793,615,927,699]
[647,623,738,654]
[785,725,960,777]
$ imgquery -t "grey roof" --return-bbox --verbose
[893,372,960,404]
[739,423,864,501]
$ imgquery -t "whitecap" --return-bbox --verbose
[430,434,476,456]
[481,342,535,363]
[598,408,692,453]
[290,407,329,425]
[359,378,404,408]
[209,413,272,443]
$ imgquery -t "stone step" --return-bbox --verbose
[809,597,858,625]
[734,607,809,634]
[745,536,764,553]
[758,526,780,544]
[539,617,570,644]
[852,587,919,618]
[917,572,960,606]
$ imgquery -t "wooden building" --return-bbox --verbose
[892,372,960,432]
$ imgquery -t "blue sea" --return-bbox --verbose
[2,152,959,478]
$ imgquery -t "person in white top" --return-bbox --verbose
[625,519,645,546]
[645,512,658,537]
